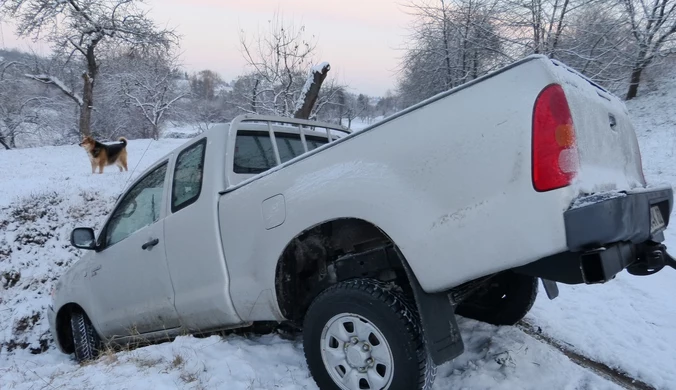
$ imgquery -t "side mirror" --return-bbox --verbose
[71,227,97,250]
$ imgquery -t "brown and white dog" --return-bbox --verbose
[79,136,129,174]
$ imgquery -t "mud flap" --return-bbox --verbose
[396,248,464,366]
[541,279,559,300]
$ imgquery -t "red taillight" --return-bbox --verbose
[532,84,579,192]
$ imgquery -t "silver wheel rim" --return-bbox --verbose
[320,313,395,390]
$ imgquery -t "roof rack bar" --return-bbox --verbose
[298,124,308,152]
[236,114,351,136]
[267,121,282,166]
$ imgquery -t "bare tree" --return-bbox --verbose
[230,73,260,114]
[0,58,55,148]
[238,11,340,118]
[398,0,504,107]
[553,2,634,93]
[621,0,676,99]
[311,78,344,122]
[342,92,366,129]
[0,93,45,149]
[0,0,178,136]
[119,52,188,140]
[189,69,224,101]
[356,94,373,122]
[397,0,661,104]
[191,100,225,132]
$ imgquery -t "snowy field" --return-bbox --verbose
[2,92,676,390]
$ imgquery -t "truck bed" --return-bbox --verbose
[218,55,647,315]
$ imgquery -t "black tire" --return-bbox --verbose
[303,278,435,390]
[455,271,538,326]
[70,310,102,362]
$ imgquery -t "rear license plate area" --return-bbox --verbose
[650,205,666,234]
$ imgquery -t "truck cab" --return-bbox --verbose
[48,115,351,353]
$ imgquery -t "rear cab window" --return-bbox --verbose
[233,130,332,174]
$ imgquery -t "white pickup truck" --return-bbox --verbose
[49,55,674,390]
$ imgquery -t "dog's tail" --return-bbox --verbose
[118,137,128,146]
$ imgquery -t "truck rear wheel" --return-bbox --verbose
[455,271,538,326]
[302,278,435,390]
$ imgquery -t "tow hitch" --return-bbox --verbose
[627,242,676,276]
[515,240,676,287]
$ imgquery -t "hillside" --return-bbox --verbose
[1,89,676,389]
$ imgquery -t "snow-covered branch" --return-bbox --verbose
[23,73,84,106]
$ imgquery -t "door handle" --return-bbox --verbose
[142,238,159,250]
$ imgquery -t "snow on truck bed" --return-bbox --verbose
[2,98,676,390]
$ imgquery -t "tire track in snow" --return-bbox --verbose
[517,321,656,390]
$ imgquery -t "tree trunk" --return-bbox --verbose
[152,123,160,140]
[0,136,10,150]
[79,72,94,137]
[440,1,454,88]
[550,0,570,56]
[80,45,100,137]
[251,79,260,114]
[473,50,479,79]
[337,91,345,125]
[294,63,331,120]
[626,65,644,100]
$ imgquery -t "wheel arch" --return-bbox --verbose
[54,302,90,354]
[274,217,416,323]
[273,216,466,367]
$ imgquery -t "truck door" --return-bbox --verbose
[87,161,181,336]
[163,137,244,330]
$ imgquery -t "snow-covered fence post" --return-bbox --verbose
[294,62,330,120]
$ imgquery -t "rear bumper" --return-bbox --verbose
[516,185,675,285]
[565,186,673,251]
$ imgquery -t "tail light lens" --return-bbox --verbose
[532,84,579,192]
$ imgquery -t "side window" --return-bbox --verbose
[105,163,168,247]
[233,131,276,174]
[305,135,329,151]
[233,131,331,173]
[172,139,206,212]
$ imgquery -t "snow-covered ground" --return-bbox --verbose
[2,85,676,389]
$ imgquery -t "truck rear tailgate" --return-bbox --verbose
[550,60,646,193]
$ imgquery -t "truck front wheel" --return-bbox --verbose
[455,271,538,326]
[70,310,102,363]
[302,278,435,390]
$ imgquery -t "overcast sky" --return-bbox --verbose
[0,0,414,97]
